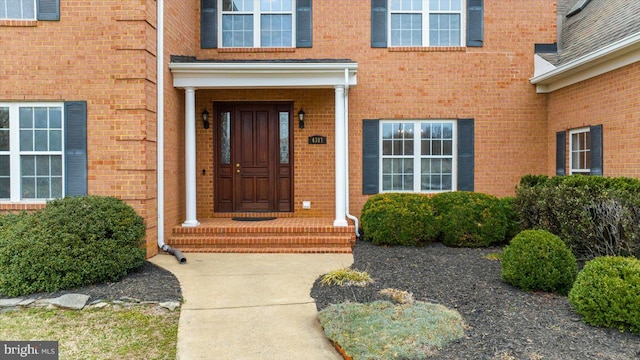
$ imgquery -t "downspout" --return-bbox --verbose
[157,0,186,264]
[343,68,360,238]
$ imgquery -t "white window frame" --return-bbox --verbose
[379,120,457,193]
[388,0,466,47]
[0,0,36,20]
[0,102,65,202]
[569,127,591,175]
[218,0,297,48]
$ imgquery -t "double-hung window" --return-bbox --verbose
[0,0,36,20]
[221,0,294,47]
[389,0,464,47]
[569,127,591,175]
[380,120,456,192]
[0,103,64,201]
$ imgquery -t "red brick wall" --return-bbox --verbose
[190,0,557,217]
[163,1,199,245]
[0,1,160,256]
[547,62,640,178]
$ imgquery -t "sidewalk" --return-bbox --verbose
[150,252,353,360]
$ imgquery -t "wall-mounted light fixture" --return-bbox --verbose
[202,109,210,129]
[298,109,306,129]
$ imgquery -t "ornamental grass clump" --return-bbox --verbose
[0,196,146,297]
[320,268,373,287]
[569,256,640,334]
[501,229,578,295]
[318,301,464,360]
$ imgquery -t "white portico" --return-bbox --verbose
[169,59,358,228]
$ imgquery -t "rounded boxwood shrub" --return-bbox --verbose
[361,193,438,246]
[568,256,640,334]
[0,196,146,297]
[501,229,577,295]
[431,191,508,247]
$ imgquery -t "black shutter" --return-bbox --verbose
[590,124,603,176]
[362,120,380,195]
[371,0,387,48]
[556,131,566,176]
[296,0,313,48]
[467,0,484,47]
[37,0,59,21]
[201,0,217,49]
[64,101,88,197]
[457,119,474,191]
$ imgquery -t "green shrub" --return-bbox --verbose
[568,256,640,334]
[514,175,640,260]
[431,191,508,247]
[501,230,578,295]
[0,196,146,297]
[361,193,438,246]
[499,196,521,244]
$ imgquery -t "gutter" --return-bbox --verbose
[343,68,360,238]
[157,0,186,264]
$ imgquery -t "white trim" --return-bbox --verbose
[378,120,457,193]
[0,102,64,202]
[569,127,591,175]
[218,0,296,48]
[169,62,357,89]
[388,0,465,47]
[531,33,640,93]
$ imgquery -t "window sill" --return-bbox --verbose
[217,47,296,53]
[0,201,46,213]
[0,19,37,27]
[388,46,466,53]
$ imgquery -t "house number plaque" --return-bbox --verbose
[308,135,327,145]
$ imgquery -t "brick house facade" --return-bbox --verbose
[1,0,637,256]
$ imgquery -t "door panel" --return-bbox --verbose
[214,103,292,213]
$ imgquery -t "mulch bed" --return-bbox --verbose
[311,241,640,360]
[0,261,182,303]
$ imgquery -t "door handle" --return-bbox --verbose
[236,164,240,174]
[236,169,240,174]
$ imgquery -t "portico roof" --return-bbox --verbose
[169,56,358,89]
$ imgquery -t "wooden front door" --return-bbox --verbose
[215,103,292,213]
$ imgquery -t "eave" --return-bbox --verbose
[169,60,358,89]
[530,33,640,93]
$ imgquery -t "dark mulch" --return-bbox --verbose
[311,241,640,360]
[0,261,182,303]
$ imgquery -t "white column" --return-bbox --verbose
[334,85,348,227]
[183,87,200,227]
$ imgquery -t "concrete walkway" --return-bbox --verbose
[150,252,353,360]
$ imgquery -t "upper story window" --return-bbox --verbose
[569,127,591,175]
[221,0,294,47]
[0,103,64,200]
[389,0,464,47]
[0,0,36,20]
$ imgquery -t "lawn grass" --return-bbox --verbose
[0,305,179,360]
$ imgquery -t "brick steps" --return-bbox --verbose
[167,217,356,253]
